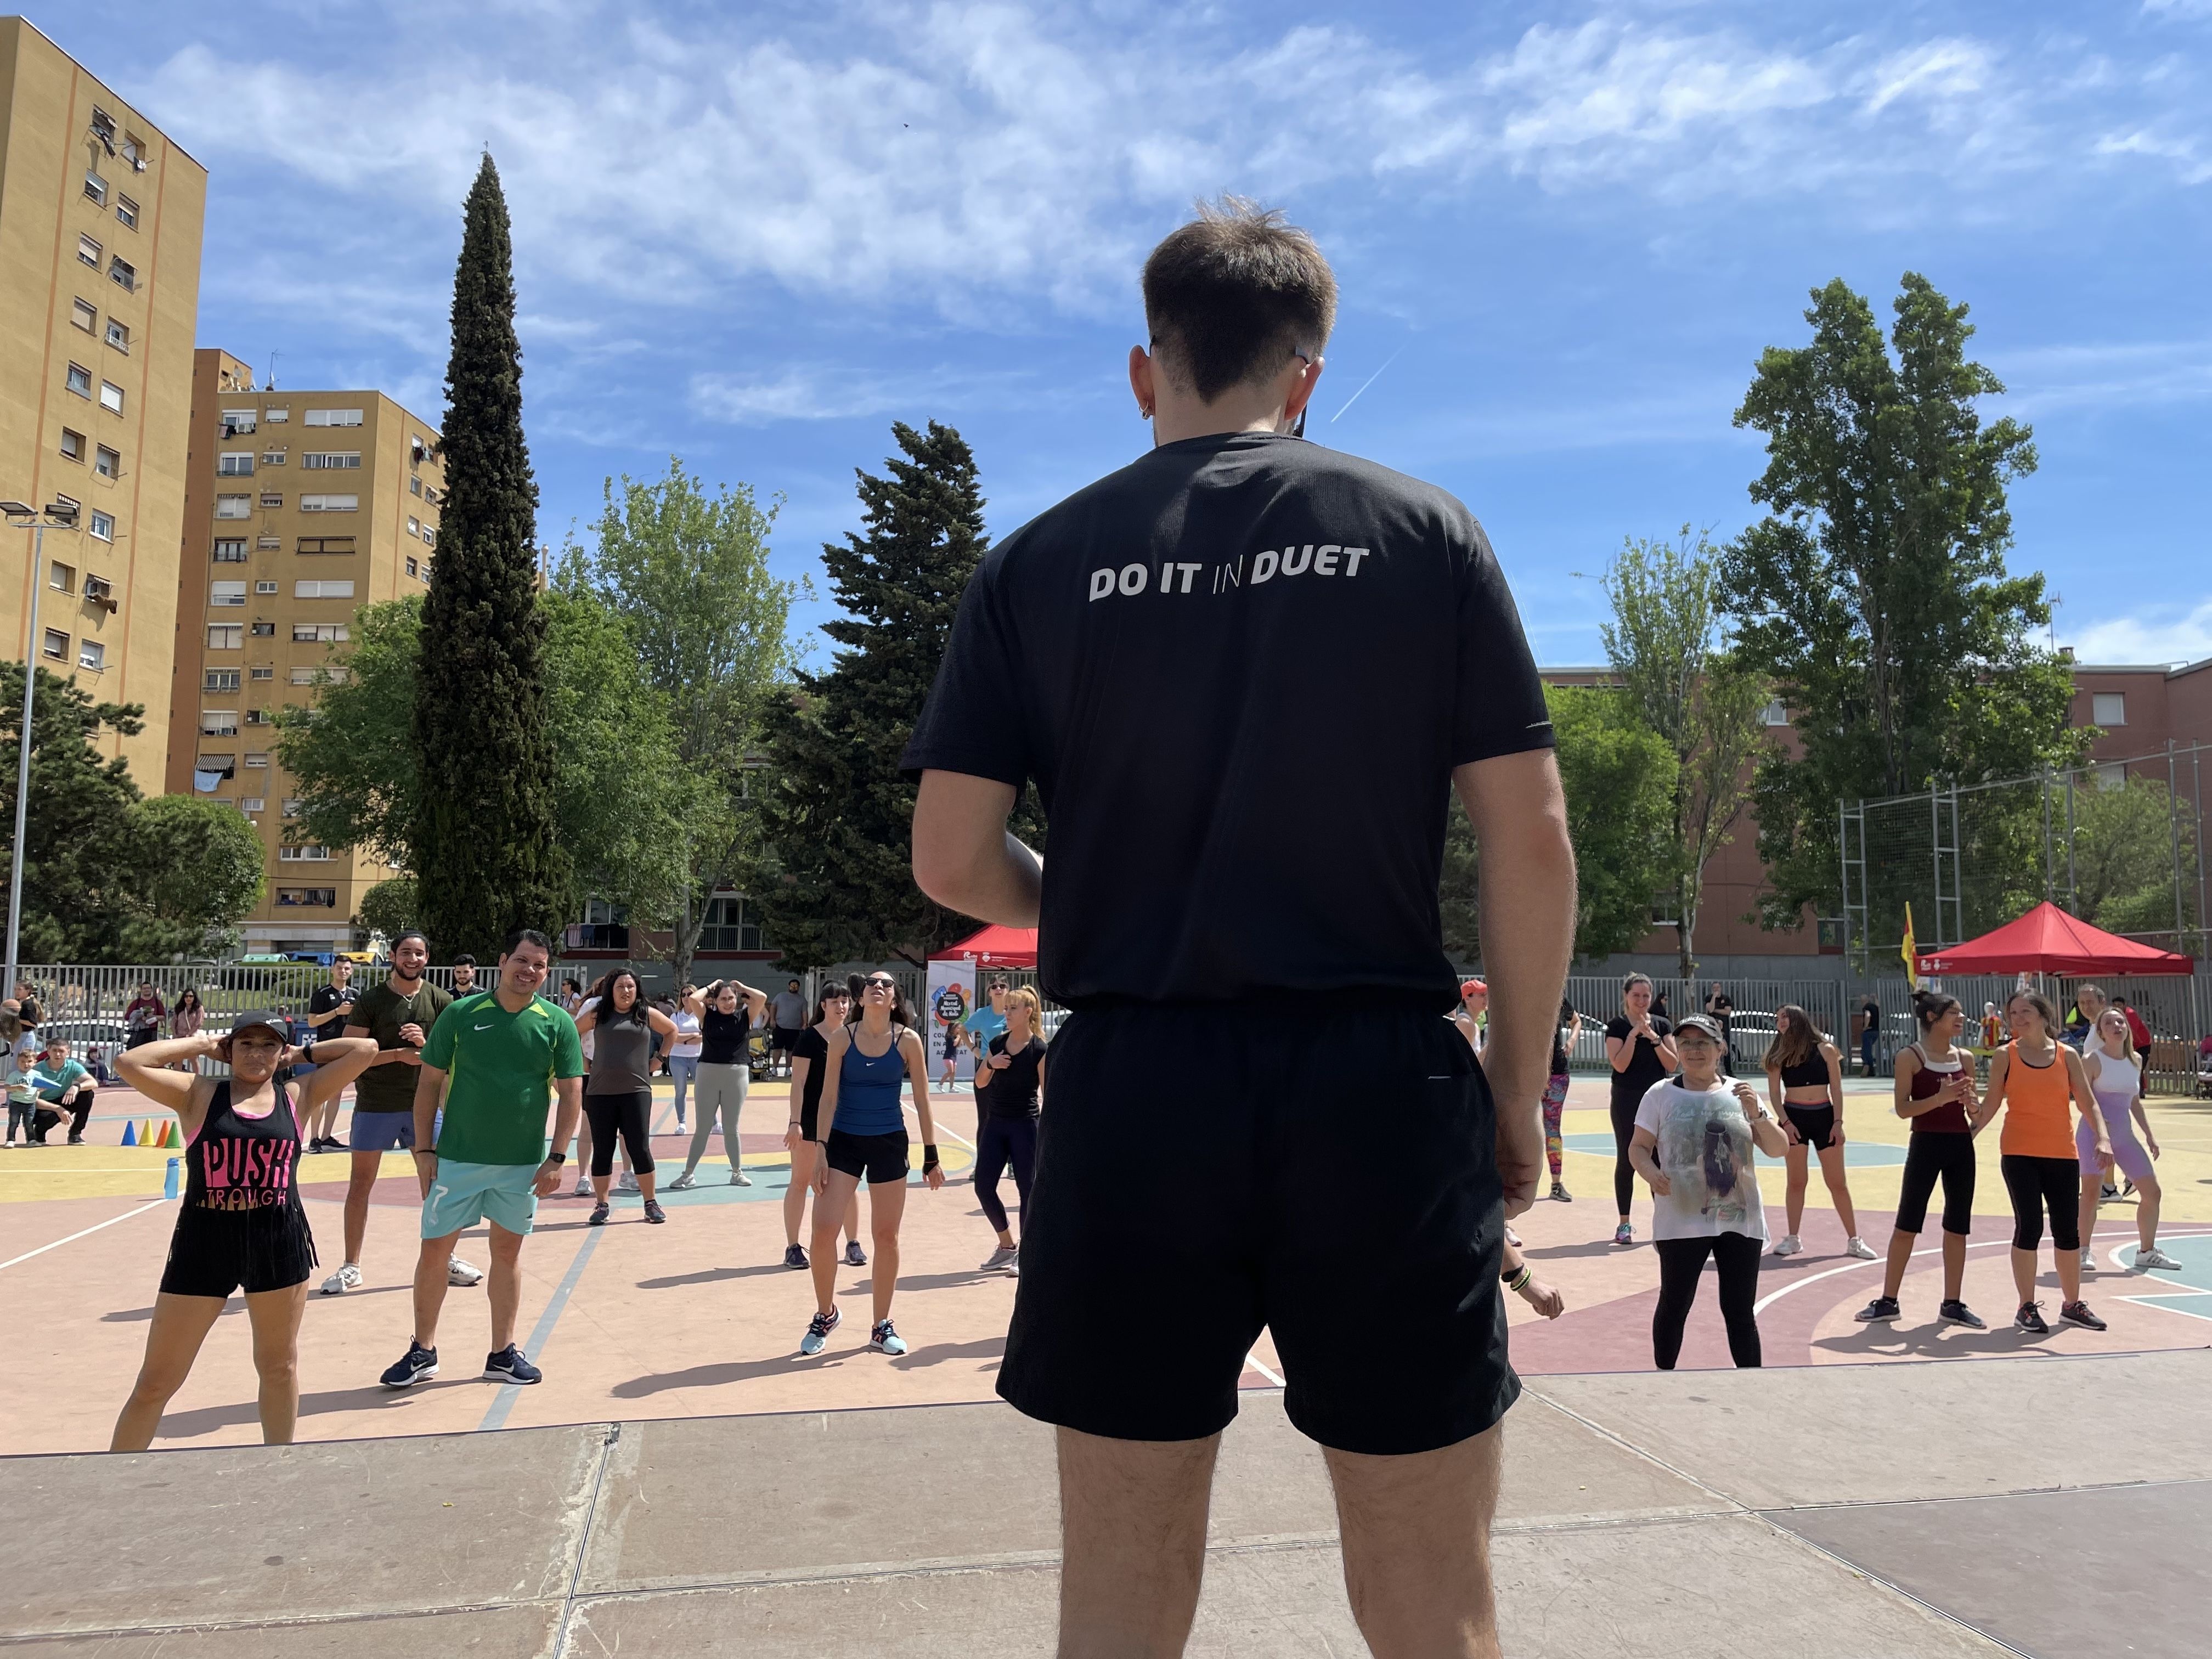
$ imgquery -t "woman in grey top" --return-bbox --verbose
[575,970,680,1226]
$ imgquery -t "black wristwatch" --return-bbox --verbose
[543,1151,566,1166]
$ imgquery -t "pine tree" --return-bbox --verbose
[758,421,1037,967]
[411,154,569,960]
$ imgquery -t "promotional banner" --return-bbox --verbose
[924,956,977,1084]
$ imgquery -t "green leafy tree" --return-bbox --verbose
[278,597,420,865]
[1601,528,1770,977]
[759,421,1035,968]
[2073,776,2197,941]
[1722,273,2079,943]
[411,152,569,959]
[354,876,419,943]
[1441,684,1675,964]
[121,794,266,960]
[560,459,801,984]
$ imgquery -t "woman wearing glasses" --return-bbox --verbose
[800,972,947,1357]
[783,983,864,1270]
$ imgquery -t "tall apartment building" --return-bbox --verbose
[164,349,446,954]
[0,16,206,787]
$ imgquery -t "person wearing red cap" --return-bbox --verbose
[1452,979,1489,1057]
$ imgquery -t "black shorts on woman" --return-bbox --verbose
[1000,1001,1515,1458]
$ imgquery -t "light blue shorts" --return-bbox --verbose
[421,1159,540,1239]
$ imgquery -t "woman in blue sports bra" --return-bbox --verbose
[799,972,947,1359]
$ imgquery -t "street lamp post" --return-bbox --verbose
[1,499,79,993]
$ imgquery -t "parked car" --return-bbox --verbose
[31,1016,131,1056]
[1724,1012,1778,1072]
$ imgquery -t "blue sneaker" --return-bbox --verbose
[379,1341,438,1389]
[799,1307,840,1356]
[483,1345,542,1384]
[869,1319,907,1356]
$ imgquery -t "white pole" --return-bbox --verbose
[4,523,43,990]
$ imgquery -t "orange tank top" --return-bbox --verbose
[1999,1041,2077,1159]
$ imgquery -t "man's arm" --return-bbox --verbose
[911,771,1042,926]
[410,1061,445,1194]
[543,1076,583,1192]
[1454,748,1576,1220]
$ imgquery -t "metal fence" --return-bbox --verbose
[9,962,477,1052]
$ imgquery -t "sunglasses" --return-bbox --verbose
[862,978,896,990]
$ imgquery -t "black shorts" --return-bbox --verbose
[825,1127,909,1185]
[158,1203,318,1299]
[1784,1104,1837,1152]
[771,1026,802,1054]
[1001,1003,1515,1457]
[1895,1131,1976,1235]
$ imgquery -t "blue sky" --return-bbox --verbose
[50,0,2212,668]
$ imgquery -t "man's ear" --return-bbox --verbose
[1128,345,1156,419]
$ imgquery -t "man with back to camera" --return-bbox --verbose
[906,199,1576,1659]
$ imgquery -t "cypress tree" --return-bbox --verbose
[759,421,1040,967]
[411,154,569,960]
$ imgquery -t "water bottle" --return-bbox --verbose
[164,1156,180,1200]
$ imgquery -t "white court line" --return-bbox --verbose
[0,1198,165,1272]
[1752,1227,2212,1316]
[1245,1350,1286,1387]
[905,1099,977,1153]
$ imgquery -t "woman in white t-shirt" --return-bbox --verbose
[1629,1014,1788,1369]
[668,988,704,1131]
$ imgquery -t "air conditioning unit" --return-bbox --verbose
[83,575,117,612]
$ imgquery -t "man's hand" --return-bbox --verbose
[412,1149,437,1199]
[1494,1094,1544,1218]
[531,1159,563,1198]
[398,1022,426,1049]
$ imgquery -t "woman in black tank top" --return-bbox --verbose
[1759,1005,1872,1261]
[111,1014,381,1451]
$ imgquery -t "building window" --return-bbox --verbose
[244,708,272,728]
[71,297,97,332]
[77,234,101,268]
[301,452,361,469]
[215,495,250,520]
[78,640,105,672]
[275,888,337,909]
[421,526,436,547]
[292,623,349,643]
[210,581,247,607]
[207,624,244,650]
[298,494,358,513]
[422,486,439,506]
[279,845,333,861]
[41,630,68,661]
[88,511,115,541]
[250,620,275,636]
[196,755,236,782]
[218,453,255,476]
[296,537,356,555]
[213,539,248,562]
[259,493,283,509]
[105,319,129,353]
[250,667,273,681]
[94,445,120,478]
[256,535,281,549]
[85,167,110,204]
[201,711,240,737]
[245,753,271,768]
[405,556,419,578]
[303,409,364,427]
[2091,693,2127,727]
[109,256,136,292]
[263,407,289,424]
[407,516,420,537]
[49,562,75,594]
[205,669,242,691]
[115,195,139,230]
[698,895,763,953]
[290,665,320,685]
[280,800,302,818]
[92,106,116,143]
[220,410,257,437]
[59,428,85,462]
[99,381,125,414]
[410,476,423,497]
[66,363,93,397]
[240,797,265,814]
[295,579,356,600]
[255,579,279,594]
[260,449,286,466]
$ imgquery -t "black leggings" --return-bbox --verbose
[974,1114,1037,1234]
[1611,1096,1639,1215]
[584,1090,655,1177]
[1895,1131,1976,1235]
[2001,1154,2081,1252]
[1652,1233,1763,1369]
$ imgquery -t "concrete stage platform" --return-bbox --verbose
[8,1348,2207,1656]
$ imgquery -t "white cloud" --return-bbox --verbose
[1988,338,2212,415]
[2068,599,2212,665]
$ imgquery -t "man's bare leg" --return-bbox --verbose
[1324,1422,1504,1659]
[1056,1426,1219,1657]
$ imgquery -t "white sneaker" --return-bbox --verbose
[2079,1248,2096,1273]
[1846,1236,1877,1260]
[1771,1234,1803,1257]
[729,1167,752,1187]
[980,1246,1019,1273]
[319,1262,362,1296]
[664,1171,697,1191]
[616,1172,641,1194]
[571,1177,592,1198]
[2135,1246,2182,1271]
[448,1256,484,1287]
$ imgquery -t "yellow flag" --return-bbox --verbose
[1900,902,1919,990]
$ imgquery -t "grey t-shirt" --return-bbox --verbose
[586,1018,655,1096]
[770,990,808,1029]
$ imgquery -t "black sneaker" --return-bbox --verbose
[1938,1300,1986,1329]
[588,1200,610,1226]
[2016,1301,2051,1335]
[2061,1300,2107,1331]
[484,1345,542,1384]
[844,1240,867,1267]
[379,1341,439,1389]
[1853,1296,1901,1322]
[642,1199,666,1224]
[783,1243,809,1269]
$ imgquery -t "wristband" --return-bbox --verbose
[412,1147,437,1159]
[1505,1265,1532,1293]
[922,1143,940,1172]
[298,1040,315,1068]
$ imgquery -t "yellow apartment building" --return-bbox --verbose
[0,15,206,787]
[164,349,447,954]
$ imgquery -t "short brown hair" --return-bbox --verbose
[1142,198,1336,403]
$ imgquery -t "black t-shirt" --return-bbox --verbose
[793,1025,830,1124]
[901,432,1552,1009]
[1605,1015,1674,1111]
[308,983,356,1041]
[981,1033,1046,1118]
[699,1007,749,1066]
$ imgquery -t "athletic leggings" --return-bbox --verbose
[583,1089,654,1177]
[682,1061,748,1176]
[1611,1096,1640,1214]
[974,1114,1037,1234]
[1652,1232,1763,1369]
[1541,1073,1569,1180]
[2001,1154,2082,1252]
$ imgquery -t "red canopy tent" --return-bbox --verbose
[1916,901,2193,978]
[940,923,1039,969]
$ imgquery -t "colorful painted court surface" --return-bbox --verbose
[4,1076,2210,1455]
